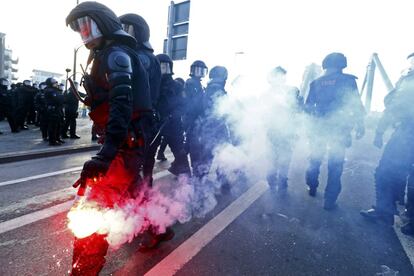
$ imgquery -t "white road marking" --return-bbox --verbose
[394,216,414,270]
[0,201,73,235]
[0,167,82,187]
[144,181,269,276]
[0,187,76,217]
[0,170,171,235]
[0,153,174,187]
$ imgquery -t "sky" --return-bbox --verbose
[1,0,413,110]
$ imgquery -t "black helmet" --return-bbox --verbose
[45,77,58,88]
[119,13,152,51]
[23,80,32,86]
[156,54,173,75]
[209,66,228,81]
[322,52,347,69]
[66,1,136,48]
[190,60,208,78]
[39,82,47,90]
[175,77,185,86]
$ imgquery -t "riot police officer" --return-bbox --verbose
[34,82,48,140]
[62,81,82,139]
[119,13,162,186]
[184,60,208,177]
[15,79,35,130]
[305,52,365,210]
[44,78,65,146]
[361,53,414,228]
[194,66,230,178]
[0,78,18,133]
[66,2,151,274]
[266,66,303,194]
[155,53,191,176]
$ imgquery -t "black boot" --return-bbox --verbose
[156,152,167,161]
[308,186,317,197]
[138,227,175,252]
[360,208,394,226]
[70,134,81,139]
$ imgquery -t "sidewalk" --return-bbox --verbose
[0,118,99,163]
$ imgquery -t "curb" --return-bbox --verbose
[0,144,100,164]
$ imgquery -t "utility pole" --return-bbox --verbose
[65,68,71,91]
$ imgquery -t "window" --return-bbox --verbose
[163,39,168,54]
[171,36,188,60]
[174,1,190,23]
[173,23,189,36]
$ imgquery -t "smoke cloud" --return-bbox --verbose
[68,63,367,250]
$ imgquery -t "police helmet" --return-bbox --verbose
[190,60,208,78]
[267,66,287,85]
[23,80,32,86]
[322,52,347,70]
[66,2,136,49]
[156,54,173,75]
[209,66,228,81]
[39,82,47,90]
[119,13,152,50]
[46,77,59,88]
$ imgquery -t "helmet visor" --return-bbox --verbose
[192,66,208,78]
[69,16,103,44]
[122,24,135,37]
[160,62,172,75]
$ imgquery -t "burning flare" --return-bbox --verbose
[67,197,105,239]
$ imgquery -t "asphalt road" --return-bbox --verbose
[1,131,414,276]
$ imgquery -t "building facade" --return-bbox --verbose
[0,33,18,82]
[31,69,63,84]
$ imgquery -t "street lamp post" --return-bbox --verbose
[72,45,83,82]
[65,68,71,92]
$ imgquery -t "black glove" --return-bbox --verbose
[80,156,111,182]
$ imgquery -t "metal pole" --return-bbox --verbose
[364,55,376,112]
[65,69,71,92]
[372,53,394,92]
[73,48,77,81]
[166,1,175,57]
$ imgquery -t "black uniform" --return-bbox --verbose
[361,70,414,227]
[15,83,35,129]
[66,3,152,275]
[305,71,365,207]
[0,84,18,133]
[34,87,48,140]
[62,87,82,138]
[192,78,230,178]
[44,86,64,145]
[119,13,162,185]
[184,77,205,176]
[156,75,191,175]
[266,84,303,191]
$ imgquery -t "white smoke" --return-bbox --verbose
[69,63,365,251]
